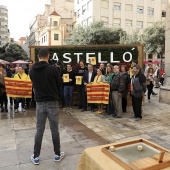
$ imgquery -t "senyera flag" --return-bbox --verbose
[4,78,32,98]
[86,83,110,104]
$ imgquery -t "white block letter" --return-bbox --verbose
[110,52,120,63]
[123,52,132,62]
[74,53,83,63]
[98,52,107,63]
[63,53,72,63]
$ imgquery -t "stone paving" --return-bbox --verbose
[0,107,107,170]
[1,87,170,169]
[69,88,170,150]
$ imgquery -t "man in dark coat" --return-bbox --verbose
[131,65,146,121]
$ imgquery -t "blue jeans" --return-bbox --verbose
[15,98,25,109]
[64,86,74,107]
[34,101,60,157]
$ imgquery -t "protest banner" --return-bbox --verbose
[86,83,110,104]
[89,57,96,65]
[4,78,32,98]
[76,76,82,85]
[63,74,69,82]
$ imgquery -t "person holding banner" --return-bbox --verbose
[76,60,87,109]
[93,68,106,114]
[82,64,97,112]
[14,66,30,113]
[110,65,124,118]
[62,64,75,109]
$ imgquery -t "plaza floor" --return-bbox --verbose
[0,107,107,170]
[0,88,170,170]
[69,88,170,149]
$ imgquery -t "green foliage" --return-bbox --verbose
[65,21,127,45]
[0,43,28,62]
[119,22,165,56]
[34,46,138,66]
[120,29,141,44]
[141,22,165,55]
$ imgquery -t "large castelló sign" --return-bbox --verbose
[52,51,133,64]
[29,44,144,67]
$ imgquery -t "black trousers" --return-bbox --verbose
[122,97,127,112]
[83,87,94,110]
[132,96,142,118]
[160,78,164,86]
[147,82,153,100]
[26,88,36,107]
[77,85,85,107]
[0,92,7,109]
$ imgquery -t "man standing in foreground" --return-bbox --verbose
[29,48,64,165]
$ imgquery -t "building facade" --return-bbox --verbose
[74,0,167,34]
[0,5,9,47]
[39,11,73,46]
[29,0,74,46]
[159,0,170,104]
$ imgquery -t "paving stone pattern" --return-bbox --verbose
[0,107,107,170]
[69,88,170,150]
[0,88,170,169]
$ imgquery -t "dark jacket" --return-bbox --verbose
[83,70,97,84]
[110,72,124,93]
[122,72,131,98]
[29,61,61,102]
[0,83,5,96]
[62,70,75,86]
[131,72,146,98]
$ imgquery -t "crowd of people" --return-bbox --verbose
[57,59,165,121]
[0,58,165,119]
[0,48,166,165]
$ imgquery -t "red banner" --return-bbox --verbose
[4,78,32,98]
[86,83,110,104]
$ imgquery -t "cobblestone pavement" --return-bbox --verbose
[1,88,170,169]
[0,107,107,170]
[68,88,170,150]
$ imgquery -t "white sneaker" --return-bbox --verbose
[15,109,18,113]
[55,152,65,162]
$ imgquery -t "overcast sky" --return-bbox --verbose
[0,0,48,41]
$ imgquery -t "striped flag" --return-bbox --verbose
[4,77,32,98]
[86,83,110,104]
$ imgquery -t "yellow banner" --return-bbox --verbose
[4,77,32,98]
[86,83,110,104]
[90,57,96,65]
[63,74,69,82]
[76,76,82,85]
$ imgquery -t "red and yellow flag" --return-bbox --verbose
[86,83,110,104]
[4,77,32,98]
